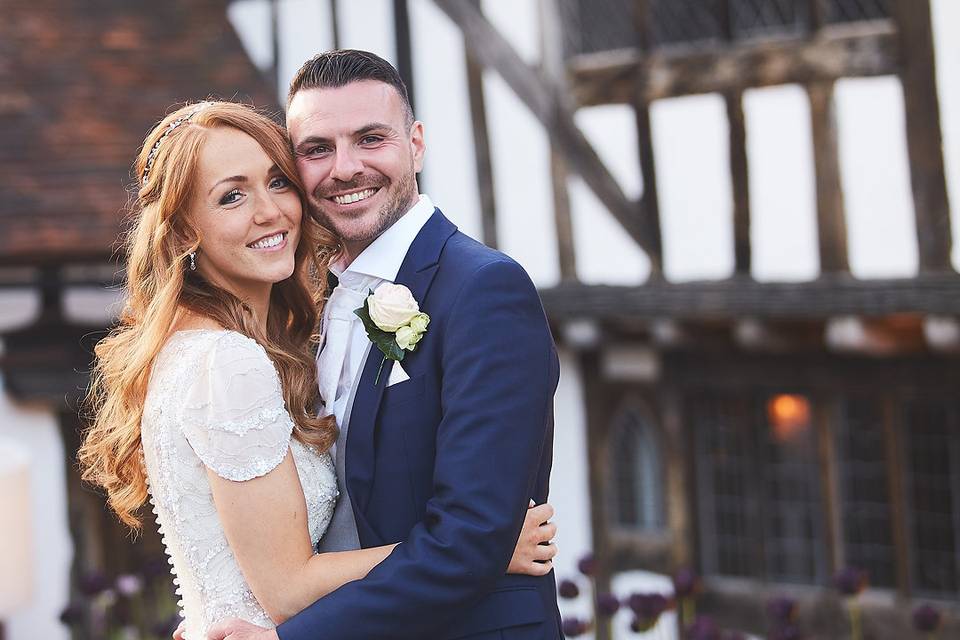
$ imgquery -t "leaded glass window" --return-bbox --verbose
[609,404,665,531]
[836,398,897,588]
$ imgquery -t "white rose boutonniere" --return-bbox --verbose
[355,283,430,384]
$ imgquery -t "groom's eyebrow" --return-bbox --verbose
[355,123,394,136]
[294,123,396,153]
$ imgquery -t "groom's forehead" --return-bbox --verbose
[287,82,404,137]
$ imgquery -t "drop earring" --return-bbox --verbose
[189,252,197,271]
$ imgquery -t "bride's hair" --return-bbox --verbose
[79,101,339,529]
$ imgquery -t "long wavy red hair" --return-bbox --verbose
[80,101,338,529]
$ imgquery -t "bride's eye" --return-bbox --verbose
[269,176,291,190]
[219,188,243,205]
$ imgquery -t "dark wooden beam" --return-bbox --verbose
[540,0,577,280]
[882,397,910,597]
[549,150,577,280]
[807,80,849,272]
[580,350,613,640]
[539,273,960,321]
[725,91,751,274]
[432,0,659,260]
[569,23,898,106]
[807,0,827,32]
[892,0,953,272]
[631,0,663,275]
[269,0,281,95]
[329,0,341,50]
[393,0,417,116]
[463,3,498,250]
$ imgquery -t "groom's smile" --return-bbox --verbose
[330,187,380,206]
[287,79,425,261]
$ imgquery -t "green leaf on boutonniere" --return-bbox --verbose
[355,295,406,362]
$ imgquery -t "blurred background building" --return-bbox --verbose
[2,0,959,639]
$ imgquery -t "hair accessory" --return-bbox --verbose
[141,102,211,185]
[188,252,197,271]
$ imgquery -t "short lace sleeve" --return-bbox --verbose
[181,332,294,482]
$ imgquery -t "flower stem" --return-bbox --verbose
[375,356,386,385]
[682,596,695,626]
[849,600,862,640]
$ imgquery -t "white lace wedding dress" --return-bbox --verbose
[141,329,338,640]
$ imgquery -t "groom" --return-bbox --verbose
[212,49,563,639]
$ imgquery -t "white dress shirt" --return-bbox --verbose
[318,194,436,431]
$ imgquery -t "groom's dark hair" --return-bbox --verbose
[287,49,414,126]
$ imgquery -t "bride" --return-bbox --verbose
[78,101,556,639]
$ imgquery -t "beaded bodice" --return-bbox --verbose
[142,330,337,640]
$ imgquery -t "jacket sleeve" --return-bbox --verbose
[276,258,558,640]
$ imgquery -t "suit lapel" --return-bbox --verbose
[346,209,457,524]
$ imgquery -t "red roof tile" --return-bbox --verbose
[0,0,280,264]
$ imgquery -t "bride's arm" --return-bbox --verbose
[207,451,558,625]
[207,450,393,624]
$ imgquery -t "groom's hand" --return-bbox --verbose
[207,618,279,640]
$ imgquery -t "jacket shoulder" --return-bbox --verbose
[440,230,527,278]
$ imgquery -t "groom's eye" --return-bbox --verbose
[302,145,330,157]
[360,135,383,145]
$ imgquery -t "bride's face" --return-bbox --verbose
[189,127,302,301]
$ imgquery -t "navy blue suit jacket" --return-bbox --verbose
[277,209,563,639]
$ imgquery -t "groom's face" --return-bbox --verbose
[287,80,425,260]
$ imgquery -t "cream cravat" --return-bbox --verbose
[317,284,367,415]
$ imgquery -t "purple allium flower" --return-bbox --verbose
[673,567,700,598]
[912,604,942,633]
[58,603,85,626]
[558,578,580,599]
[112,597,132,625]
[833,566,868,596]
[152,614,183,638]
[596,592,620,617]
[79,571,111,597]
[141,555,171,581]
[561,616,588,637]
[687,615,721,640]
[768,625,802,640]
[577,553,596,577]
[767,596,798,624]
[115,574,143,597]
[627,592,670,619]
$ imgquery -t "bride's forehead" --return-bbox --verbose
[197,130,274,175]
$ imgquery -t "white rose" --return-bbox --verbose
[368,283,420,332]
[395,325,424,351]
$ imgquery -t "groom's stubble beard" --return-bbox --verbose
[310,162,419,251]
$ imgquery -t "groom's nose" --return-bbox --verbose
[329,147,364,182]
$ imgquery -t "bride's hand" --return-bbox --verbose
[507,500,558,576]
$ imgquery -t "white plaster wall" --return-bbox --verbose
[1,378,71,640]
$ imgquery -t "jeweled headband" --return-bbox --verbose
[140,102,212,186]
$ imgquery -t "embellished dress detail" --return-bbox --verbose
[142,330,337,640]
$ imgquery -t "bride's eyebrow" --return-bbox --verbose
[208,175,247,195]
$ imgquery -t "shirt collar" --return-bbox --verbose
[332,194,435,284]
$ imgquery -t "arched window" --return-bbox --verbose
[608,403,665,531]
